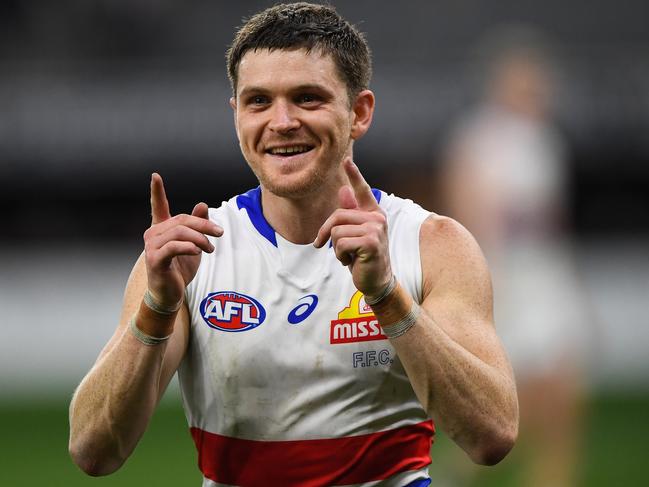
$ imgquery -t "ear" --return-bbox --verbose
[350,89,375,140]
[230,97,239,137]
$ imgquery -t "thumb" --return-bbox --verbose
[191,202,209,220]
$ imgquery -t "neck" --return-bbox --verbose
[260,171,347,245]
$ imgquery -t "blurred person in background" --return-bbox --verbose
[68,3,518,486]
[438,29,589,487]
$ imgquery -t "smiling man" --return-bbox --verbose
[69,3,518,486]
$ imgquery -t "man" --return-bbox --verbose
[440,36,585,487]
[69,3,518,486]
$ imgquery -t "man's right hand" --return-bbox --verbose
[69,172,216,475]
[143,173,223,312]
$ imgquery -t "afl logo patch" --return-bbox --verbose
[200,291,266,332]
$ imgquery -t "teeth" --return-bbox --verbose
[270,145,310,155]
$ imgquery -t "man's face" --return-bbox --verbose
[231,48,357,198]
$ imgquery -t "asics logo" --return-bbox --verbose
[288,294,319,325]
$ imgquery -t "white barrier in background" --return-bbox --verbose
[1,241,648,396]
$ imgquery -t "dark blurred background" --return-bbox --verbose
[2,0,649,241]
[1,1,648,486]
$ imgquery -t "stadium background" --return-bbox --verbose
[1,1,647,485]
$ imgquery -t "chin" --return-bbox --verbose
[260,167,328,199]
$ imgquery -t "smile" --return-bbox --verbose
[266,145,314,156]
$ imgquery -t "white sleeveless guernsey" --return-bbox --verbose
[181,187,434,487]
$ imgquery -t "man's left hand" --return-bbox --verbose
[314,158,392,298]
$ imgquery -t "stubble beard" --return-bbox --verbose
[251,146,348,199]
[260,165,327,198]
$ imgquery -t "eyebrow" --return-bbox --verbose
[238,86,270,98]
[238,83,334,99]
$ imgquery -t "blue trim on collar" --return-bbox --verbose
[236,187,383,248]
[236,187,278,247]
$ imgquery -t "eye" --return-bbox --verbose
[297,93,321,105]
[246,94,269,106]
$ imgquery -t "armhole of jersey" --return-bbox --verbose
[381,193,430,305]
[414,215,428,304]
[184,205,224,328]
[185,274,198,327]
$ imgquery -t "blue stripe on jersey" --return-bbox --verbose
[405,478,431,487]
[236,187,278,247]
[236,186,383,248]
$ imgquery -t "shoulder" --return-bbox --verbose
[377,192,478,260]
[207,190,255,229]
[378,191,430,232]
[379,191,426,214]
[419,214,482,256]
[419,214,492,310]
[209,193,240,215]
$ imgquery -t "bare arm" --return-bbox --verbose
[316,158,518,465]
[371,216,518,465]
[68,256,189,475]
[69,174,222,476]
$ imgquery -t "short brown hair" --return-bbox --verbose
[226,2,372,102]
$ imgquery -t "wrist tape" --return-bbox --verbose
[364,275,397,306]
[380,301,420,339]
[129,315,171,346]
[143,289,182,316]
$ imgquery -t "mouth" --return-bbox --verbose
[265,145,315,157]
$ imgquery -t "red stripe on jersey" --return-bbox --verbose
[190,420,434,486]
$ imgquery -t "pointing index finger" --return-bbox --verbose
[150,172,172,225]
[343,158,379,210]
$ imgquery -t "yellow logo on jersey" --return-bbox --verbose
[330,291,386,344]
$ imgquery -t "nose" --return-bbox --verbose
[268,100,300,134]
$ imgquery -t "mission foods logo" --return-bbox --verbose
[330,291,387,344]
[200,291,266,332]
